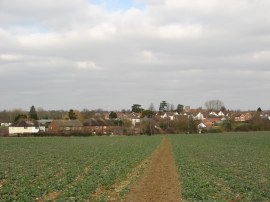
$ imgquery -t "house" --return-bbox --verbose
[194,112,205,120]
[116,112,129,120]
[184,106,191,112]
[37,119,53,132]
[63,120,83,132]
[83,118,115,134]
[197,123,207,133]
[209,111,218,117]
[48,120,83,133]
[203,117,222,128]
[260,113,270,120]
[160,112,175,120]
[235,113,253,122]
[218,111,225,116]
[128,113,141,127]
[48,120,65,133]
[9,119,39,135]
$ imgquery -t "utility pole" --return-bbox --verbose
[187,115,190,134]
[149,116,152,136]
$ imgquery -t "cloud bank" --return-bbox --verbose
[0,0,270,110]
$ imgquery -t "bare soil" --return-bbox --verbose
[124,137,182,202]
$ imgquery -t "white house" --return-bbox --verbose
[197,123,207,133]
[218,111,225,116]
[209,111,218,116]
[128,113,141,127]
[194,112,205,120]
[160,112,175,120]
[9,119,39,135]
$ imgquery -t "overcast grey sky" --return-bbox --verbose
[0,0,269,111]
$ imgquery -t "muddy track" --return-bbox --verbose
[124,137,182,202]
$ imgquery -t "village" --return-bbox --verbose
[1,101,270,137]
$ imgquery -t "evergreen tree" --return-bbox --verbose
[109,111,118,119]
[131,104,143,113]
[29,105,38,120]
[68,109,77,120]
[159,101,168,112]
[176,104,184,113]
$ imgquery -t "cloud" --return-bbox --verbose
[0,54,20,61]
[252,51,270,61]
[0,0,270,110]
[76,61,99,70]
[157,24,203,39]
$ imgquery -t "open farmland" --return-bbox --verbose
[0,136,162,201]
[170,132,270,201]
[1,132,270,201]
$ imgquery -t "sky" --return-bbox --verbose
[0,0,270,111]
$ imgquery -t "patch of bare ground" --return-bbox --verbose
[0,180,5,189]
[124,137,182,202]
[92,143,162,202]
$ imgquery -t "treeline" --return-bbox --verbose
[0,108,111,123]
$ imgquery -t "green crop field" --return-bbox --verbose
[0,136,162,201]
[1,132,270,201]
[170,132,270,201]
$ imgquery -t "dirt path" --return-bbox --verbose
[124,137,182,202]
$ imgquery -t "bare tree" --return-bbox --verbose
[169,104,175,112]
[205,99,224,111]
[149,103,155,112]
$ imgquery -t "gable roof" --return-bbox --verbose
[83,118,113,126]
[64,120,83,127]
[10,119,39,127]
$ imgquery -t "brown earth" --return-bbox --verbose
[124,137,182,202]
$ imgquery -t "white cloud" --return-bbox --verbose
[0,54,20,61]
[157,24,203,39]
[76,61,98,70]
[252,51,270,61]
[139,50,158,63]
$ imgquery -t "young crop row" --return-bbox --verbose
[170,132,270,201]
[0,136,162,201]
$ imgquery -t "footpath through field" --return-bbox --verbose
[124,137,182,202]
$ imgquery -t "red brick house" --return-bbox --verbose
[83,118,116,134]
[48,120,83,133]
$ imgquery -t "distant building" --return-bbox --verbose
[184,106,191,112]
[1,123,11,127]
[48,120,83,133]
[9,119,39,135]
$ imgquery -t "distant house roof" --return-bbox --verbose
[209,111,218,116]
[10,119,39,127]
[218,111,225,116]
[83,118,113,126]
[37,119,53,125]
[197,123,207,129]
[51,120,65,127]
[64,120,83,127]
[128,112,141,119]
